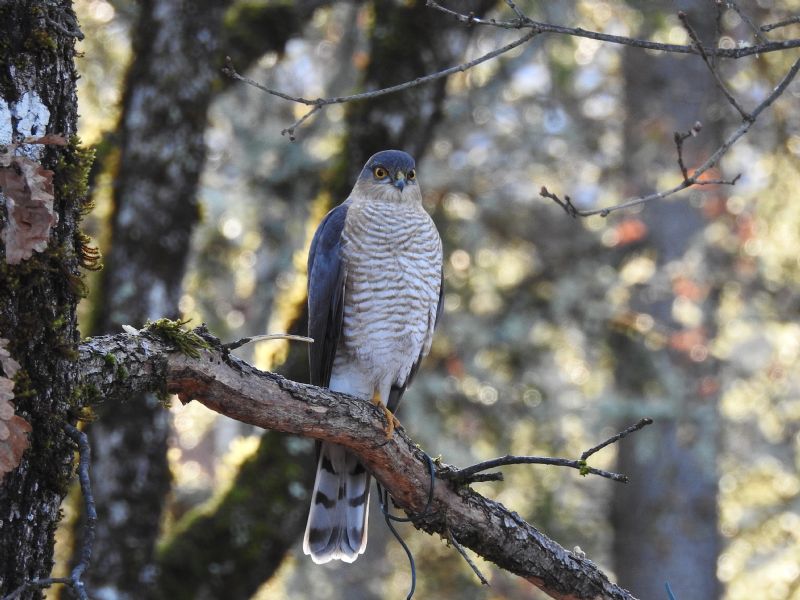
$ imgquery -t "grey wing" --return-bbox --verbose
[387,267,445,412]
[307,200,350,388]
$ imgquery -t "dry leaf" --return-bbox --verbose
[0,338,32,482]
[1,156,58,264]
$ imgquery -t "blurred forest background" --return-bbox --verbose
[55,0,800,598]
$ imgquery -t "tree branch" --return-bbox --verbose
[761,16,800,33]
[77,327,638,600]
[678,11,752,121]
[440,418,653,485]
[222,28,538,139]
[542,54,800,218]
[426,0,800,58]
[725,0,769,45]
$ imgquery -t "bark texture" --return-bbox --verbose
[78,328,638,600]
[0,0,85,595]
[610,2,723,598]
[81,0,230,596]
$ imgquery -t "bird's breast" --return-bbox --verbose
[338,201,442,372]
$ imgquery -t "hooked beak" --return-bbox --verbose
[394,172,406,191]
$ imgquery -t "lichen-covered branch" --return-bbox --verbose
[78,327,636,600]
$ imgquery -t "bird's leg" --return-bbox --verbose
[371,391,400,439]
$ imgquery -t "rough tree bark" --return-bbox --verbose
[77,327,639,600]
[610,2,723,598]
[0,0,88,595]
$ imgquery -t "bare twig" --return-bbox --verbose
[2,578,72,600]
[223,333,313,351]
[674,121,704,180]
[282,105,322,141]
[503,0,526,24]
[2,426,95,600]
[725,0,769,44]
[441,419,654,484]
[426,0,800,59]
[446,521,490,585]
[761,16,800,32]
[540,186,580,218]
[580,418,653,461]
[679,11,752,120]
[223,29,538,139]
[544,55,800,218]
[442,453,629,483]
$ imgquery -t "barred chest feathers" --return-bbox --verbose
[337,197,442,387]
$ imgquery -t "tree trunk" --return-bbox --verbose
[78,0,230,595]
[610,3,723,598]
[0,0,86,595]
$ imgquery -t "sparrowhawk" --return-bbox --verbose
[302,150,444,564]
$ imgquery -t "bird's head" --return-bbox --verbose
[355,150,419,202]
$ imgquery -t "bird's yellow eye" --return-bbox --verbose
[373,167,388,179]
[407,169,416,181]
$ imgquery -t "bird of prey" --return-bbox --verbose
[303,150,443,564]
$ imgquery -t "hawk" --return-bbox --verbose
[302,150,444,564]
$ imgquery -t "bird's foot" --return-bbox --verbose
[371,392,400,439]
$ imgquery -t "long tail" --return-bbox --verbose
[303,442,370,564]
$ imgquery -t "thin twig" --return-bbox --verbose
[545,55,800,218]
[446,521,490,585]
[223,29,538,139]
[540,186,580,218]
[674,121,703,180]
[282,106,322,141]
[725,0,769,44]
[442,419,655,484]
[2,578,71,600]
[503,0,526,24]
[223,333,314,351]
[580,418,653,461]
[426,0,800,59]
[457,472,504,483]
[442,454,629,483]
[679,11,752,121]
[761,16,800,32]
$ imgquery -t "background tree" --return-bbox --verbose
[609,3,724,596]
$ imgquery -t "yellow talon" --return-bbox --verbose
[371,391,400,439]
